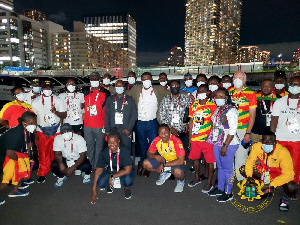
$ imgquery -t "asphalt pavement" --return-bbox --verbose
[1,162,299,225]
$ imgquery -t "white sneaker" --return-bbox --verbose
[174,179,185,193]
[83,174,91,184]
[75,170,81,176]
[54,176,67,188]
[156,171,171,186]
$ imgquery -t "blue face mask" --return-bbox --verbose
[262,144,273,153]
[215,98,226,107]
[115,87,124,95]
[32,86,41,93]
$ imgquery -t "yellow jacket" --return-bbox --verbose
[245,142,294,188]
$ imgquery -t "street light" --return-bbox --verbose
[82,64,84,76]
[278,54,282,68]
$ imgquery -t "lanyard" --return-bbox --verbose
[160,140,170,159]
[42,95,53,106]
[66,93,76,109]
[259,92,274,115]
[287,96,300,112]
[23,129,27,153]
[232,88,244,107]
[64,139,74,153]
[170,95,181,111]
[16,101,29,112]
[109,149,120,172]
[88,88,100,106]
[114,95,126,111]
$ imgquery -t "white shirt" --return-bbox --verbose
[24,91,35,106]
[59,92,84,125]
[32,95,67,132]
[272,95,300,141]
[53,133,87,161]
[224,108,240,145]
[138,87,158,121]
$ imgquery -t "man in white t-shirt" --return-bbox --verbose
[51,123,92,187]
[31,80,67,184]
[24,78,42,106]
[271,76,300,185]
[59,78,84,135]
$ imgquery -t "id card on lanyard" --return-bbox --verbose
[67,93,80,121]
[285,97,300,134]
[139,88,153,117]
[88,89,99,117]
[42,95,57,126]
[109,149,121,188]
[171,96,181,125]
[115,95,126,124]
[260,93,274,126]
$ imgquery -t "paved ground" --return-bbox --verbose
[1,162,299,225]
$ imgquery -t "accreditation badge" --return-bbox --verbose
[286,117,300,134]
[171,113,180,125]
[263,171,270,185]
[89,105,98,117]
[266,114,271,126]
[115,112,123,124]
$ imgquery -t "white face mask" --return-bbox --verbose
[62,132,73,141]
[275,83,285,90]
[90,81,100,88]
[26,125,36,133]
[43,90,52,97]
[143,80,152,89]
[289,86,300,95]
[209,84,219,92]
[103,78,111,86]
[197,93,207,100]
[197,81,205,87]
[128,77,136,85]
[67,85,76,93]
[32,86,41,93]
[222,82,232,89]
[160,81,167,87]
[185,80,193,87]
[233,78,243,88]
[16,92,26,102]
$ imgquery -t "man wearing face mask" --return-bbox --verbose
[181,73,197,94]
[274,71,289,98]
[83,72,107,170]
[102,73,112,91]
[31,80,67,183]
[51,123,92,188]
[126,71,137,90]
[105,80,137,151]
[192,74,208,100]
[221,75,232,90]
[208,75,221,99]
[0,87,32,129]
[158,72,169,89]
[59,78,84,135]
[228,71,257,181]
[271,76,300,186]
[159,80,192,155]
[243,131,297,211]
[188,84,217,192]
[0,112,37,205]
[24,79,42,105]
[127,72,170,177]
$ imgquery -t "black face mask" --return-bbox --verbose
[171,87,180,95]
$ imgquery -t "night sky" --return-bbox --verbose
[15,0,300,66]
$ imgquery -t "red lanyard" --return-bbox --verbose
[114,95,126,111]
[126,84,130,90]
[109,149,120,172]
[64,139,74,153]
[287,97,300,112]
[89,88,100,106]
[259,92,274,113]
[170,96,181,110]
[23,129,27,153]
[42,95,53,106]
[141,87,153,99]
[16,101,29,111]
[66,93,76,109]
[160,139,170,158]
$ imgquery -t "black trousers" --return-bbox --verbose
[51,157,92,178]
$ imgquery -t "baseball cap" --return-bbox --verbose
[41,80,53,88]
[60,123,72,133]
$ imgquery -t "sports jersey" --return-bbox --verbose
[189,100,217,142]
[228,86,257,130]
[149,135,185,162]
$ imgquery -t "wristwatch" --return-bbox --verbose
[223,143,228,148]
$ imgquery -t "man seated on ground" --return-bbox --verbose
[241,131,297,211]
[51,123,92,188]
[143,124,185,193]
[91,128,135,203]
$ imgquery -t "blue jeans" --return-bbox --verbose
[97,167,135,188]
[136,119,158,162]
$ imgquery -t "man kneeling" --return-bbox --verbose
[143,124,185,192]
[241,131,297,211]
[51,123,92,188]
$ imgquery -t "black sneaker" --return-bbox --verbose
[208,187,224,196]
[124,188,131,200]
[279,199,289,211]
[18,182,29,190]
[107,186,114,194]
[37,176,45,184]
[0,199,5,205]
[189,166,195,173]
[23,178,34,185]
[217,193,233,202]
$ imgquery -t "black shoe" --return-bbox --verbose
[18,182,29,190]
[279,199,289,211]
[23,178,34,185]
[37,176,45,184]
[124,188,131,200]
[208,187,224,196]
[217,193,233,202]
[107,186,114,194]
[168,174,175,180]
[189,166,195,173]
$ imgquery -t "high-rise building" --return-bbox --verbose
[184,0,242,66]
[0,0,13,11]
[83,14,136,68]
[23,9,46,21]
[259,50,270,66]
[292,48,300,64]
[168,46,184,66]
[238,46,260,63]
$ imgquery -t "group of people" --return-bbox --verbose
[0,70,299,211]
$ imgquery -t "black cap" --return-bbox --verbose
[41,80,53,88]
[60,123,72,133]
[30,78,41,85]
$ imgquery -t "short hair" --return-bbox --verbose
[65,77,76,84]
[216,88,232,104]
[90,72,100,77]
[234,71,247,80]
[170,80,180,86]
[18,111,37,125]
[262,130,276,137]
[208,75,221,84]
[196,74,208,81]
[128,71,136,76]
[222,75,232,81]
[159,72,167,76]
[262,78,273,84]
[115,80,125,86]
[198,84,209,92]
[158,124,170,131]
[11,86,24,95]
[141,72,152,78]
[107,127,121,141]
